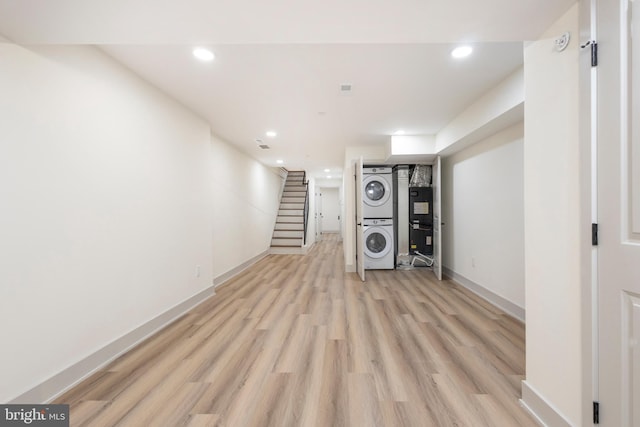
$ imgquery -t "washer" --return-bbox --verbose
[363,218,395,270]
[363,167,393,219]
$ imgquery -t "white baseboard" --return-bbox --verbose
[10,284,217,404]
[442,267,525,322]
[10,248,293,404]
[520,381,573,427]
[214,250,269,287]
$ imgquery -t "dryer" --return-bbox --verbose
[363,218,395,270]
[363,167,393,218]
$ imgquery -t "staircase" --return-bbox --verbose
[270,170,309,254]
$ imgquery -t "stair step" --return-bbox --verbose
[280,203,305,210]
[276,216,304,223]
[275,222,304,230]
[271,237,303,247]
[282,197,305,203]
[282,191,306,198]
[278,209,304,216]
[284,185,307,192]
[273,230,304,238]
[269,246,306,255]
[273,171,306,245]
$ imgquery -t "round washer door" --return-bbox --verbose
[364,226,392,259]
[363,174,391,207]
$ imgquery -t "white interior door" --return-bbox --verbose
[355,157,365,281]
[598,0,640,424]
[432,156,442,280]
[320,187,341,232]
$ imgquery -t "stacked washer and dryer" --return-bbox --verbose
[362,167,395,269]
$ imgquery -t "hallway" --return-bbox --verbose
[57,234,537,426]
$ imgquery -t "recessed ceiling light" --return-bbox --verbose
[276,159,284,164]
[451,46,473,59]
[324,169,330,173]
[327,175,332,179]
[394,130,405,135]
[193,47,215,61]
[266,130,277,138]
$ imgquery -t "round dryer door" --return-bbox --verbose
[363,175,391,207]
[364,227,392,259]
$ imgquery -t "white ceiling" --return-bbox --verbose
[0,0,575,179]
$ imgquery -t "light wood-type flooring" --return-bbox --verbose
[57,233,538,426]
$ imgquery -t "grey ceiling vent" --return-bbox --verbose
[255,138,270,149]
[340,83,352,92]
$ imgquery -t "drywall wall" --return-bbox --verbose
[436,67,524,155]
[210,134,283,281]
[442,122,524,316]
[314,178,341,188]
[386,135,436,164]
[0,44,214,402]
[522,3,584,425]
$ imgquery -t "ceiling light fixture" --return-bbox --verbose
[276,159,284,164]
[451,46,473,59]
[193,47,215,61]
[266,130,277,138]
[327,175,332,179]
[324,169,331,173]
[394,130,405,135]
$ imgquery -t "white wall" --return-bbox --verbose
[442,123,524,315]
[0,43,284,404]
[0,44,214,402]
[436,67,524,155]
[314,178,341,188]
[522,3,584,425]
[210,135,283,280]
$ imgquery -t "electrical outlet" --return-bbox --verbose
[195,265,201,278]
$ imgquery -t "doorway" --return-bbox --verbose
[319,187,341,235]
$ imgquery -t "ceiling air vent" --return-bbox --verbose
[340,83,352,92]
[255,138,270,149]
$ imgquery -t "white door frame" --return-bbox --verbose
[355,157,365,281]
[315,189,322,240]
[579,0,599,421]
